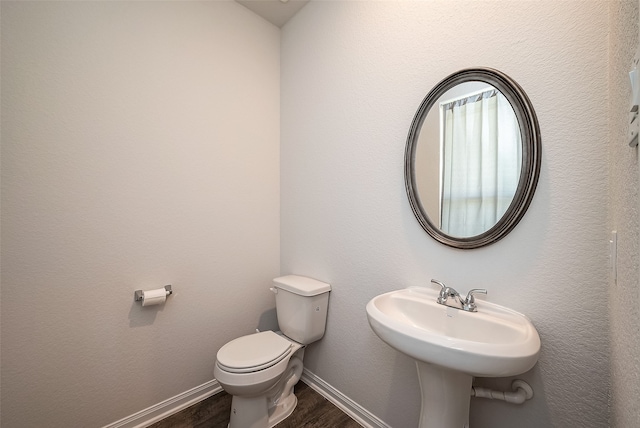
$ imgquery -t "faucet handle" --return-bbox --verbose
[431,279,451,304]
[430,279,446,290]
[463,289,487,312]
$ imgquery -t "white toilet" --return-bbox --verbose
[214,275,331,428]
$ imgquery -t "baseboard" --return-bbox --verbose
[103,370,389,428]
[301,369,392,428]
[102,379,222,428]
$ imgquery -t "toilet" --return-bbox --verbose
[214,275,331,428]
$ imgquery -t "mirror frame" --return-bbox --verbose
[405,67,541,249]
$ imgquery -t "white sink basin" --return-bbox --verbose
[366,286,540,377]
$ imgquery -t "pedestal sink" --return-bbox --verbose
[366,286,540,428]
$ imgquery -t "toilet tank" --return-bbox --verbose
[272,275,331,345]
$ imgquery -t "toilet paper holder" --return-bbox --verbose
[134,285,172,302]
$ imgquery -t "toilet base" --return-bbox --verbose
[226,351,304,428]
[268,393,297,427]
[226,382,299,428]
[228,395,269,428]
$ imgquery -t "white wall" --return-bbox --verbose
[281,1,615,427]
[0,1,280,427]
[609,1,640,426]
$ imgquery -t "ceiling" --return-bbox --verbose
[236,0,310,28]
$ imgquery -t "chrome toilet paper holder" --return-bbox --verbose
[134,285,172,302]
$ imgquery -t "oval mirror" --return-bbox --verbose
[405,68,541,249]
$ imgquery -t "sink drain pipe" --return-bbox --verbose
[471,380,534,404]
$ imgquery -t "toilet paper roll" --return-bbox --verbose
[142,288,168,307]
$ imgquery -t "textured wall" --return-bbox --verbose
[1,2,280,427]
[608,1,640,427]
[281,1,612,427]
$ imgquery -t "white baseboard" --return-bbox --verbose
[301,369,391,428]
[103,370,389,428]
[102,379,222,428]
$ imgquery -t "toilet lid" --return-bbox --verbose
[216,331,292,373]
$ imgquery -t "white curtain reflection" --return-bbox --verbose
[440,90,522,237]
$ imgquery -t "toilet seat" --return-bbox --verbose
[216,331,292,374]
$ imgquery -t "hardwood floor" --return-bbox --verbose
[148,382,362,428]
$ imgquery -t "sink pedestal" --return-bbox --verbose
[416,361,472,428]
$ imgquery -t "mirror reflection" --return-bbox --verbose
[414,82,522,237]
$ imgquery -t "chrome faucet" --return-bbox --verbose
[430,279,487,312]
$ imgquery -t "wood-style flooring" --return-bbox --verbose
[148,381,363,428]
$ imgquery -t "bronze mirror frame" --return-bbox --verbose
[404,68,541,249]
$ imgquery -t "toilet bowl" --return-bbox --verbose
[214,275,331,428]
[214,331,305,428]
